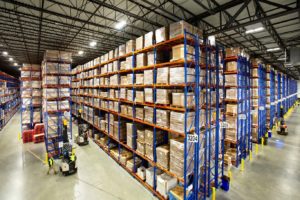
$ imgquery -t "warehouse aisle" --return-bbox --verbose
[217,105,300,200]
[0,111,157,200]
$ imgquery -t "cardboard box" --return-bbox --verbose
[227,61,237,71]
[126,157,141,171]
[135,90,144,103]
[155,26,169,43]
[144,88,153,103]
[226,88,238,100]
[147,51,166,65]
[136,107,144,120]
[171,44,194,61]
[225,47,244,57]
[144,106,153,123]
[144,31,154,47]
[145,143,154,160]
[156,89,171,104]
[170,67,195,84]
[156,173,177,199]
[135,73,144,85]
[109,50,114,60]
[169,20,195,39]
[146,167,163,187]
[156,145,170,169]
[156,109,170,128]
[137,166,146,180]
[119,44,126,56]
[136,140,145,155]
[136,36,144,51]
[225,75,237,86]
[172,92,194,108]
[144,70,153,84]
[126,40,136,54]
[170,111,194,133]
[226,104,238,115]
[157,67,169,84]
[136,53,147,68]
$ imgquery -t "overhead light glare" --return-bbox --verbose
[115,20,126,29]
[277,57,286,61]
[3,51,8,56]
[9,57,13,61]
[89,41,97,47]
[78,50,84,55]
[245,27,264,34]
[13,62,18,66]
[267,47,280,52]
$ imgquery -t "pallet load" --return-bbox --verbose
[42,50,72,158]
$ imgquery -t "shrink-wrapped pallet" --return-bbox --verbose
[252,78,259,87]
[156,173,177,199]
[170,67,195,84]
[157,109,170,128]
[125,56,134,69]
[157,67,169,84]
[144,70,153,84]
[119,149,132,165]
[226,88,238,100]
[135,90,144,103]
[145,144,154,160]
[119,44,126,57]
[146,167,163,187]
[127,74,135,85]
[170,138,194,177]
[226,61,237,71]
[121,104,128,115]
[126,40,136,54]
[120,88,127,99]
[126,157,142,171]
[225,47,244,57]
[226,104,238,115]
[113,61,119,72]
[171,44,194,61]
[156,89,171,104]
[136,36,144,51]
[144,106,153,123]
[109,50,114,60]
[126,123,136,148]
[226,130,238,141]
[44,50,72,63]
[113,121,126,141]
[136,53,147,68]
[252,68,258,77]
[135,73,144,85]
[144,129,164,145]
[156,145,170,169]
[108,63,113,72]
[110,74,119,86]
[144,88,153,103]
[120,75,128,85]
[169,20,195,39]
[170,111,194,133]
[127,106,133,117]
[144,31,154,48]
[137,140,145,155]
[136,107,144,120]
[225,74,238,86]
[252,88,259,97]
[114,47,119,58]
[120,61,126,70]
[137,166,146,180]
[127,89,134,102]
[226,115,237,130]
[172,92,194,108]
[155,26,169,43]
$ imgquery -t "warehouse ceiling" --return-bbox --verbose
[0,0,299,78]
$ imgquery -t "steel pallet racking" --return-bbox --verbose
[42,50,73,158]
[20,64,42,134]
[268,66,276,130]
[0,71,20,130]
[71,24,226,199]
[224,54,251,168]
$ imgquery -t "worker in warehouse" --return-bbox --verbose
[47,155,57,175]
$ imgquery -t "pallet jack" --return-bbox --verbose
[60,119,78,176]
[75,109,89,146]
[277,106,288,135]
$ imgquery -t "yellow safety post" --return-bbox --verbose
[44,153,48,164]
[63,119,68,126]
[18,133,21,141]
[228,170,232,186]
[212,187,216,200]
[261,137,264,148]
[249,150,252,161]
[72,147,76,155]
[265,132,268,138]
[255,144,259,155]
[240,159,245,172]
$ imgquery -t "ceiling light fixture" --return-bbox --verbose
[89,41,97,47]
[115,20,126,30]
[9,57,13,61]
[78,50,84,55]
[277,57,286,61]
[245,27,264,34]
[13,62,18,66]
[267,47,280,52]
[3,51,8,56]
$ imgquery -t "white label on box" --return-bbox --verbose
[251,110,257,115]
[240,114,246,120]
[59,142,63,148]
[271,102,275,106]
[220,121,228,129]
[188,134,198,143]
[266,104,270,108]
[259,106,265,110]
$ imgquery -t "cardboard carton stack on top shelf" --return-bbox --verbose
[265,65,271,129]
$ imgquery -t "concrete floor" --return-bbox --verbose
[0,107,299,200]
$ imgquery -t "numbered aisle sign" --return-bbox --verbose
[188,134,198,143]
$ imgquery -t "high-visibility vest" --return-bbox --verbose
[70,155,75,161]
[48,158,54,166]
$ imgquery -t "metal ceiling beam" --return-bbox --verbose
[208,6,300,35]
[37,0,44,61]
[259,0,293,10]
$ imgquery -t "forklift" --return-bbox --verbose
[60,119,78,176]
[75,109,89,146]
[277,105,288,135]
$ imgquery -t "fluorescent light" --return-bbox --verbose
[89,41,97,47]
[78,50,84,55]
[267,47,280,52]
[13,62,18,66]
[245,27,264,34]
[9,57,13,61]
[115,20,126,29]
[2,51,8,56]
[277,57,286,61]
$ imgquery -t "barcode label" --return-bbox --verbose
[259,106,265,111]
[240,114,246,120]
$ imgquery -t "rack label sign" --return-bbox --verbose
[220,122,228,129]
[266,104,270,108]
[59,142,63,148]
[251,110,257,115]
[259,106,265,111]
[188,134,198,143]
[240,114,246,120]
